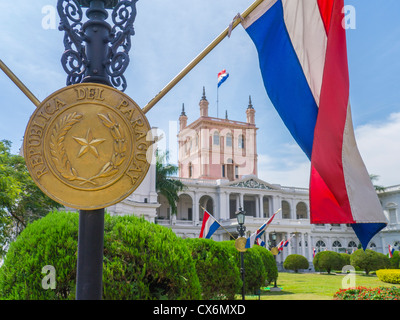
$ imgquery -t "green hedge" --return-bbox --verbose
[185,238,241,299]
[0,211,201,300]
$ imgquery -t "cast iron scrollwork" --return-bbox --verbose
[105,0,138,91]
[57,0,88,86]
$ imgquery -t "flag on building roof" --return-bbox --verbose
[388,244,395,258]
[199,210,220,239]
[241,0,387,250]
[217,69,229,87]
[245,209,280,248]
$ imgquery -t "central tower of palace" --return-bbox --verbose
[178,87,258,181]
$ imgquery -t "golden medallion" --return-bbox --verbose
[270,247,279,256]
[235,237,247,252]
[23,83,152,210]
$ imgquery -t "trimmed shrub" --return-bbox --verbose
[313,251,344,274]
[283,254,309,273]
[376,269,400,284]
[251,245,278,285]
[0,210,79,299]
[185,238,241,300]
[350,249,390,275]
[0,211,202,300]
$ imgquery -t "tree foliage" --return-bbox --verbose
[155,150,185,215]
[313,251,346,274]
[350,249,390,275]
[0,140,61,256]
[284,254,309,273]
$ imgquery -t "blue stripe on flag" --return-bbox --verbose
[351,223,386,250]
[205,220,220,239]
[244,0,318,159]
[218,74,229,88]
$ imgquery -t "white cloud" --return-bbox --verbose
[355,112,400,187]
[257,147,310,188]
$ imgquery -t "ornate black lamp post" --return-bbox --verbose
[57,0,137,300]
[58,0,137,92]
[236,207,246,300]
[269,231,279,289]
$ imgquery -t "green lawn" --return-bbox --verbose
[244,272,400,300]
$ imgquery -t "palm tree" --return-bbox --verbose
[369,174,385,192]
[156,150,185,215]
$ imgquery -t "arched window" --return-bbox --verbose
[333,241,342,248]
[348,241,357,248]
[226,133,232,147]
[315,240,326,252]
[332,241,342,252]
[296,202,308,219]
[213,131,220,145]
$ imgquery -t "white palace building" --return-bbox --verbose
[108,88,400,268]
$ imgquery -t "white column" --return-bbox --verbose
[193,192,199,225]
[287,232,292,255]
[307,233,312,260]
[301,232,306,257]
[255,195,260,218]
[225,192,230,220]
[272,196,280,214]
[259,195,264,218]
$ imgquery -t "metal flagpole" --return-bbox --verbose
[217,85,219,118]
[142,0,265,114]
[0,59,41,108]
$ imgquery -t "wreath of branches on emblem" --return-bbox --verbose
[49,112,127,186]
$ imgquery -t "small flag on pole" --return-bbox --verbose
[245,208,281,248]
[199,210,220,239]
[277,235,294,255]
[217,69,229,87]
[389,244,395,258]
[313,248,316,258]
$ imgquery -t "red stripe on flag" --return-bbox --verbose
[311,0,353,223]
[310,165,355,224]
[317,0,335,33]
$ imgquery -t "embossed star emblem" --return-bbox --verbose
[73,128,106,158]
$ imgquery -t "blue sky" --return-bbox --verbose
[0,0,400,188]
